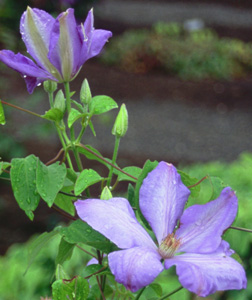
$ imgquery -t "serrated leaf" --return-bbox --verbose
[89,95,118,115]
[117,166,142,182]
[74,169,103,196]
[68,108,83,128]
[0,100,6,125]
[60,220,117,253]
[209,176,228,201]
[42,108,64,122]
[56,237,75,265]
[52,276,89,300]
[25,230,59,274]
[178,170,201,198]
[10,155,40,220]
[135,160,158,230]
[36,161,67,207]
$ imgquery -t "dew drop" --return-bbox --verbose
[23,75,27,78]
[37,83,41,87]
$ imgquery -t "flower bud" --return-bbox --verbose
[100,186,113,200]
[54,89,66,113]
[112,104,128,138]
[43,80,58,93]
[80,78,92,105]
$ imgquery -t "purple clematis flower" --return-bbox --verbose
[0,7,112,93]
[75,162,247,296]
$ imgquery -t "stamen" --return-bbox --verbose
[158,233,181,259]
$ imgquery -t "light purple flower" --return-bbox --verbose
[75,162,247,296]
[0,7,112,93]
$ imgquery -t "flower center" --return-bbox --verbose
[158,233,181,259]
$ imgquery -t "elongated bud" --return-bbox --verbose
[54,89,66,112]
[100,186,113,200]
[80,78,92,105]
[0,100,6,125]
[43,80,57,93]
[112,104,128,137]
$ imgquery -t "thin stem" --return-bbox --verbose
[157,286,183,300]
[77,143,138,180]
[1,99,43,118]
[45,148,64,166]
[52,204,77,221]
[188,176,208,188]
[229,226,252,233]
[107,136,121,187]
[75,244,97,259]
[83,265,107,280]
[64,82,83,171]
[48,91,54,108]
[135,286,146,300]
[96,276,106,300]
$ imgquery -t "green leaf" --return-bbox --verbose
[149,283,163,296]
[54,186,76,216]
[36,161,67,207]
[117,166,142,182]
[127,183,135,206]
[10,155,40,220]
[52,276,89,300]
[68,108,83,128]
[60,220,117,253]
[88,119,96,137]
[209,176,228,201]
[55,264,70,280]
[135,160,158,229]
[81,264,104,278]
[54,89,66,113]
[74,169,103,196]
[42,108,64,122]
[25,230,59,274]
[0,161,11,175]
[71,99,84,112]
[89,95,118,115]
[0,100,6,125]
[178,170,201,198]
[55,237,75,265]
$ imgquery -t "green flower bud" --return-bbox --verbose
[112,103,128,137]
[43,80,57,93]
[100,186,113,200]
[80,78,92,105]
[54,89,66,113]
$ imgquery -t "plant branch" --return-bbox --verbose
[45,148,64,166]
[75,244,97,259]
[188,175,208,188]
[1,99,43,118]
[157,286,183,300]
[229,226,252,233]
[77,143,138,181]
[52,204,77,221]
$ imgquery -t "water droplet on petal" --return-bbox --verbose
[37,83,41,86]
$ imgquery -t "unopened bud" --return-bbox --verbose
[54,89,66,113]
[100,186,113,200]
[43,80,57,93]
[112,104,128,137]
[80,78,92,105]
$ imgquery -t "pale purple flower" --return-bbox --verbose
[0,7,112,93]
[75,162,247,296]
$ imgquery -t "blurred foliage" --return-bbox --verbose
[101,22,252,80]
[0,0,98,51]
[1,153,252,299]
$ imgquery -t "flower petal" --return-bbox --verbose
[78,9,112,65]
[0,50,55,93]
[20,7,61,79]
[164,242,247,297]
[48,8,82,81]
[139,162,190,244]
[109,247,163,292]
[75,198,156,250]
[176,187,238,253]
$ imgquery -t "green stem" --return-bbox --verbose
[135,287,146,300]
[64,82,83,171]
[107,135,121,187]
[48,91,54,108]
[157,286,183,300]
[1,99,43,119]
